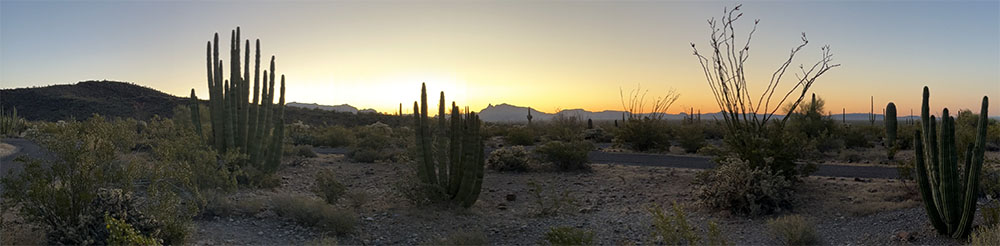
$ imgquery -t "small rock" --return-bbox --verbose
[365,217,375,221]
[257,231,264,236]
[506,194,517,201]
[497,203,508,210]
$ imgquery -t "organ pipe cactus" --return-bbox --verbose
[414,83,485,208]
[914,86,988,239]
[189,27,286,170]
[189,89,204,140]
[885,102,897,160]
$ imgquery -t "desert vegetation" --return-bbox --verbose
[2,4,999,246]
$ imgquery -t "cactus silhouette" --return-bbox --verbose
[414,83,485,208]
[913,86,988,238]
[885,102,897,160]
[189,27,286,172]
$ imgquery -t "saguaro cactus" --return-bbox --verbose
[885,102,897,160]
[414,83,485,208]
[189,27,286,171]
[913,86,988,239]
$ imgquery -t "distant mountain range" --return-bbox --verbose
[286,102,377,114]
[476,103,941,123]
[2,81,996,123]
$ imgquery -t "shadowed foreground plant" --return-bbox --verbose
[544,226,594,246]
[413,83,485,208]
[766,215,820,245]
[913,86,988,238]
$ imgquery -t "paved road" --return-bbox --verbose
[1,138,49,177]
[316,145,900,179]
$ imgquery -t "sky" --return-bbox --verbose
[1,0,998,116]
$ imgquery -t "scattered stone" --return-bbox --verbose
[497,203,508,210]
[506,194,517,201]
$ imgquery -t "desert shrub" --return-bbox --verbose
[506,126,537,146]
[616,118,671,152]
[314,169,347,205]
[971,225,1000,246]
[706,221,730,246]
[676,122,706,153]
[269,195,356,235]
[648,202,699,245]
[426,231,488,245]
[392,169,444,206]
[105,213,162,246]
[539,114,586,142]
[841,124,881,149]
[487,146,531,172]
[983,203,999,227]
[55,188,164,245]
[695,158,793,216]
[199,192,266,218]
[529,181,577,216]
[286,144,318,158]
[349,122,404,163]
[544,226,594,246]
[582,127,613,143]
[345,191,371,210]
[534,140,593,171]
[696,144,725,157]
[1,116,147,244]
[315,125,355,148]
[767,215,819,245]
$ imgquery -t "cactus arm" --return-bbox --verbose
[436,91,449,187]
[914,129,948,233]
[448,103,463,197]
[953,96,988,238]
[189,89,204,141]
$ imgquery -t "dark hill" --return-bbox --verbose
[0,80,184,121]
[0,80,409,127]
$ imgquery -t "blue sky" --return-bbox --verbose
[1,1,998,115]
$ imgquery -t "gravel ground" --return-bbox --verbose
[186,153,977,245]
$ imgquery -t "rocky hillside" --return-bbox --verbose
[0,80,184,121]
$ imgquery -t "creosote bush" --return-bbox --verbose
[487,146,531,172]
[506,126,537,146]
[349,122,406,163]
[544,226,594,246]
[615,118,671,152]
[766,215,820,245]
[313,169,347,205]
[676,122,706,153]
[695,158,793,216]
[534,140,593,171]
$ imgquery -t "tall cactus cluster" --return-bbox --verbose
[190,27,286,173]
[414,83,485,208]
[885,102,897,160]
[913,86,988,239]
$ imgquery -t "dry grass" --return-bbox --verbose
[766,214,820,245]
[795,176,921,217]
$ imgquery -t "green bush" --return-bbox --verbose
[506,126,537,146]
[970,225,1000,246]
[349,122,404,163]
[534,140,593,171]
[615,118,671,152]
[695,158,793,216]
[313,169,347,205]
[0,107,28,137]
[648,202,699,245]
[539,114,586,142]
[105,213,162,246]
[582,128,612,143]
[842,124,881,149]
[676,122,706,153]
[766,215,820,245]
[544,226,594,246]
[269,194,357,235]
[315,125,355,148]
[287,144,318,158]
[487,146,531,172]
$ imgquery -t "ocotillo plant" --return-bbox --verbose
[913,86,988,239]
[414,83,485,208]
[189,27,286,172]
[885,102,897,160]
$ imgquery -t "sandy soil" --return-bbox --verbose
[185,153,974,245]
